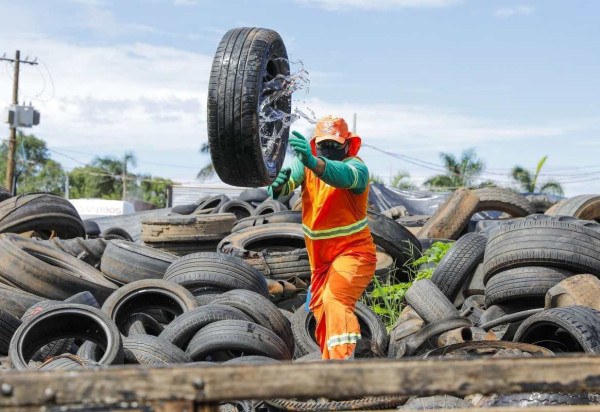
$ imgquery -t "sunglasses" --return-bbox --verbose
[317,140,347,150]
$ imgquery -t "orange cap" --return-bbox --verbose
[310,115,362,157]
[313,116,351,145]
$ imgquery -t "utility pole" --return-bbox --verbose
[122,162,127,201]
[1,50,38,194]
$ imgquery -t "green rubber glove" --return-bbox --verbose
[289,131,318,169]
[270,167,291,192]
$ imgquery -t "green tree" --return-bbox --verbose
[390,171,415,190]
[424,149,485,190]
[0,132,65,195]
[511,155,563,195]
[139,175,174,208]
[197,143,215,182]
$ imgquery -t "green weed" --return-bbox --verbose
[362,241,453,330]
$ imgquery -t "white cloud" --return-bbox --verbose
[293,0,462,11]
[494,5,534,18]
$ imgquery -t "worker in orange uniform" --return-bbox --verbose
[268,115,376,360]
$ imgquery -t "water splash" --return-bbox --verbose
[258,60,316,159]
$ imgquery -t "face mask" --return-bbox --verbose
[317,142,348,161]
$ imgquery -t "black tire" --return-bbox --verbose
[489,393,593,407]
[171,203,199,215]
[207,27,291,187]
[431,233,487,300]
[186,319,292,361]
[217,199,254,220]
[290,302,387,357]
[232,210,302,233]
[122,313,164,337]
[252,199,288,216]
[194,195,230,214]
[405,279,459,324]
[485,266,570,307]
[474,187,535,217]
[514,306,600,353]
[546,194,600,222]
[0,283,42,318]
[212,290,295,353]
[164,252,269,297]
[100,227,134,242]
[9,303,123,369]
[100,240,177,285]
[239,188,270,205]
[65,291,100,308]
[0,193,84,239]
[219,223,305,253]
[159,304,252,350]
[367,211,422,272]
[101,279,198,333]
[402,395,470,410]
[83,220,101,238]
[39,237,108,269]
[123,334,191,365]
[0,309,21,355]
[0,233,118,302]
[482,218,600,284]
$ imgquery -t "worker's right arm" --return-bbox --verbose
[267,157,305,199]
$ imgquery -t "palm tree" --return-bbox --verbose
[197,143,215,182]
[511,156,563,195]
[390,171,415,190]
[424,149,485,190]
[121,151,137,200]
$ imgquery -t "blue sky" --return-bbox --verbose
[0,0,599,195]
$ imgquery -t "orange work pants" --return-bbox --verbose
[308,248,376,360]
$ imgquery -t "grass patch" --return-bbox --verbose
[362,241,453,330]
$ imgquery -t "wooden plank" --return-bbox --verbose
[1,356,600,407]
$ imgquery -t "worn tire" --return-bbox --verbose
[431,233,487,300]
[545,194,600,222]
[212,289,295,353]
[482,218,600,284]
[489,393,593,407]
[159,304,252,350]
[402,395,470,410]
[485,267,570,307]
[100,240,176,285]
[122,313,165,337]
[290,302,388,357]
[217,199,254,220]
[266,396,407,411]
[207,27,290,187]
[238,188,270,205]
[186,319,292,361]
[100,227,134,242]
[9,303,123,369]
[219,223,305,254]
[101,279,198,333]
[0,309,21,355]
[38,354,100,370]
[253,199,288,216]
[474,187,535,217]
[0,233,118,302]
[194,195,230,214]
[123,334,191,365]
[0,194,84,238]
[164,252,269,297]
[514,306,600,353]
[405,279,459,324]
[367,211,422,271]
[0,283,42,318]
[232,211,302,233]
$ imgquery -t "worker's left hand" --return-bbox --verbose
[289,131,317,169]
